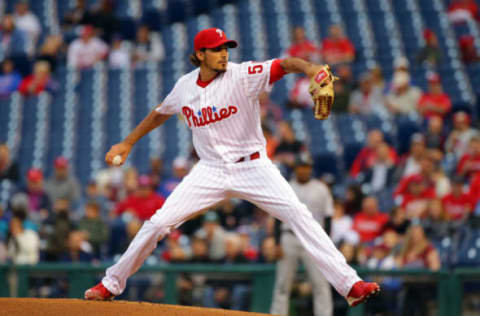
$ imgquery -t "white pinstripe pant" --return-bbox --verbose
[102,157,361,297]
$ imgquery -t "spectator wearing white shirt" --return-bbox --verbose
[133,25,165,67]
[67,25,108,69]
[109,36,131,69]
[7,216,40,264]
[13,2,41,46]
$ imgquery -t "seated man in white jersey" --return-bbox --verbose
[85,28,380,307]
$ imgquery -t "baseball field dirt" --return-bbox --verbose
[0,298,275,316]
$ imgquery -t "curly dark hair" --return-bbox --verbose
[189,49,205,67]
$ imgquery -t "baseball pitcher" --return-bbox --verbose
[84,28,379,307]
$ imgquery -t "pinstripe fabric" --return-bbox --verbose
[102,60,361,297]
[103,157,360,297]
[102,161,229,295]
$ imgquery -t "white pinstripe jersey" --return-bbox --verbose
[156,60,276,163]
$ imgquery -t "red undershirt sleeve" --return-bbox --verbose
[269,59,287,84]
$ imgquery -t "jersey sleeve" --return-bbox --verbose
[155,80,183,115]
[240,59,285,99]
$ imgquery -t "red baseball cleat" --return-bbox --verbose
[346,281,380,307]
[84,282,115,301]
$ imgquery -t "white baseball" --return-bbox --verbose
[112,155,123,166]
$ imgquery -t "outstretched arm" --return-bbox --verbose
[280,57,324,77]
[105,106,171,165]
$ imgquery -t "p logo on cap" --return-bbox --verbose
[194,28,238,51]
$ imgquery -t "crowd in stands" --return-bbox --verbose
[0,0,480,313]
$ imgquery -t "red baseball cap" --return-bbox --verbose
[27,168,43,182]
[194,28,237,51]
[54,156,69,169]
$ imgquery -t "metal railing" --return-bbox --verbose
[0,263,478,315]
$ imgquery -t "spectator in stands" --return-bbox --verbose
[0,143,20,185]
[448,0,479,23]
[424,116,445,150]
[395,171,436,219]
[457,136,480,179]
[442,176,473,221]
[417,29,442,68]
[45,198,75,261]
[20,168,51,221]
[359,142,396,194]
[189,236,211,263]
[385,71,422,115]
[60,230,93,262]
[331,200,358,246]
[194,212,227,261]
[417,73,452,120]
[273,121,305,171]
[348,72,384,115]
[469,172,480,206]
[258,237,277,263]
[285,26,321,62]
[78,201,109,258]
[158,157,190,198]
[385,206,410,235]
[13,1,41,46]
[45,157,81,207]
[6,215,39,264]
[18,61,56,96]
[263,125,279,160]
[446,111,479,159]
[332,64,353,113]
[113,175,165,221]
[109,35,131,69]
[67,25,108,69]
[80,180,111,221]
[350,129,397,178]
[0,59,22,97]
[62,0,88,28]
[321,24,355,65]
[369,65,385,92]
[0,15,27,57]
[162,230,188,262]
[422,199,449,241]
[459,35,480,64]
[37,35,64,72]
[353,196,389,244]
[395,133,426,179]
[397,223,441,315]
[397,223,441,269]
[133,25,165,66]
[287,75,314,109]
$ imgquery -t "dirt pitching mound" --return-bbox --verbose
[0,298,275,316]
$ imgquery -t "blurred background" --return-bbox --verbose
[1,0,480,315]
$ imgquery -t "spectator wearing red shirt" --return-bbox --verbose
[457,136,480,179]
[448,0,479,23]
[417,73,452,119]
[350,129,397,177]
[459,35,480,64]
[469,172,480,205]
[18,61,56,96]
[396,174,436,219]
[353,196,389,243]
[114,175,165,221]
[442,176,472,221]
[285,26,321,62]
[321,24,355,65]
